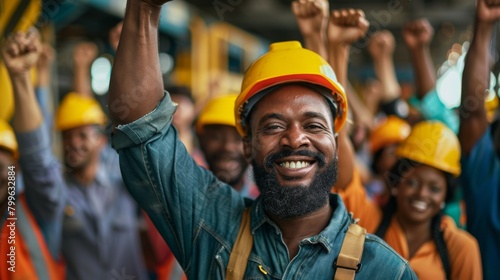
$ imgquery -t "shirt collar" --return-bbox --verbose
[250,193,352,253]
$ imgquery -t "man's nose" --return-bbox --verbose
[279,124,310,149]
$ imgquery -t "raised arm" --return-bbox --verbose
[326,9,369,189]
[326,9,369,86]
[368,30,401,103]
[3,29,43,132]
[402,18,435,99]
[108,0,172,125]
[2,28,66,258]
[459,0,500,154]
[291,0,329,58]
[73,41,98,98]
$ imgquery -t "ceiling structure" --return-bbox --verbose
[183,0,477,74]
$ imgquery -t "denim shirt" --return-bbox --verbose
[112,93,417,279]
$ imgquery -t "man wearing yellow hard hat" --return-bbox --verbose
[107,0,416,278]
[54,97,147,278]
[1,30,65,279]
[196,94,258,198]
[459,1,500,279]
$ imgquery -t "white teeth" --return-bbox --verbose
[411,201,428,211]
[280,161,310,169]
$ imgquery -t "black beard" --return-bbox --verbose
[252,149,338,219]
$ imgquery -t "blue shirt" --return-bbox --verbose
[62,145,148,280]
[112,93,417,279]
[13,122,66,259]
[460,125,500,280]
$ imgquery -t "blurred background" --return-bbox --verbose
[1,0,498,118]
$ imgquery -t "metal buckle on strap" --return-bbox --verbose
[333,259,362,273]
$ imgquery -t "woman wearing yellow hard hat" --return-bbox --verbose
[345,121,482,279]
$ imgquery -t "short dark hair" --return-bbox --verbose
[165,85,194,104]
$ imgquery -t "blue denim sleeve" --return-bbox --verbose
[35,87,52,129]
[409,88,459,134]
[15,122,66,259]
[112,93,246,267]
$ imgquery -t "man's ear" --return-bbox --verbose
[243,136,252,163]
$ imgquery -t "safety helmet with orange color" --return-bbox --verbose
[234,41,348,138]
[196,94,238,134]
[55,92,107,131]
[396,121,461,176]
[0,120,18,160]
[370,116,411,154]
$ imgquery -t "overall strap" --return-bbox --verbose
[226,208,253,280]
[334,223,366,280]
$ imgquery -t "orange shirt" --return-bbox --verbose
[335,170,482,280]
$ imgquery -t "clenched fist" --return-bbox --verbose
[1,28,41,76]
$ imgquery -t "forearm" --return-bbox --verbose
[328,44,349,86]
[10,73,43,132]
[73,66,93,98]
[410,46,436,99]
[459,20,492,152]
[303,33,328,59]
[373,56,401,102]
[109,0,164,125]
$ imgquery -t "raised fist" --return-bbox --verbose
[368,30,395,59]
[1,28,41,76]
[292,0,329,37]
[327,9,369,46]
[402,19,434,51]
[73,42,98,68]
[476,0,500,24]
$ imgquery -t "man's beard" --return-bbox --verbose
[252,149,338,219]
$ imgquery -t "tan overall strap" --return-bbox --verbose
[334,223,366,280]
[226,208,253,280]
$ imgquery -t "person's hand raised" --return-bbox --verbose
[476,0,500,24]
[368,30,395,60]
[2,28,41,77]
[327,9,369,46]
[402,18,434,51]
[73,42,98,68]
[292,0,329,37]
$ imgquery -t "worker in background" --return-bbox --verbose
[459,0,500,278]
[1,28,65,280]
[107,0,416,278]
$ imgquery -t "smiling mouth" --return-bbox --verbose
[410,200,429,211]
[279,161,311,169]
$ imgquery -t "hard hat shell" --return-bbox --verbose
[370,116,411,153]
[0,120,18,160]
[196,94,238,134]
[55,92,107,131]
[396,121,460,176]
[234,41,347,137]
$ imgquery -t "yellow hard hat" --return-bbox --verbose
[396,121,460,176]
[0,120,18,160]
[55,92,107,131]
[485,92,499,122]
[196,94,238,134]
[234,41,347,137]
[370,116,411,153]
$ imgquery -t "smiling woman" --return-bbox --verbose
[342,121,482,280]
